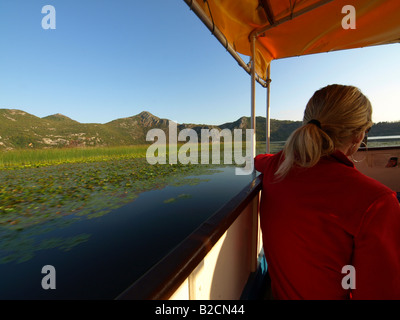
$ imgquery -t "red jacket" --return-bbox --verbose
[255,150,400,300]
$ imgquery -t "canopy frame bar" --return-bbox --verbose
[255,0,335,37]
[184,0,268,88]
[259,0,275,26]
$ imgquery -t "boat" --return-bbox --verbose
[116,0,400,300]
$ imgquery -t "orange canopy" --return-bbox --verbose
[189,0,400,80]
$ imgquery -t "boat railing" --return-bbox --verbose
[355,145,400,193]
[116,173,265,300]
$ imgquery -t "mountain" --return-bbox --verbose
[42,113,79,123]
[368,121,400,137]
[0,108,398,150]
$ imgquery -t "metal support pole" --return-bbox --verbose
[266,65,271,153]
[250,35,256,159]
[250,36,259,273]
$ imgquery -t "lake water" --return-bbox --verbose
[0,165,257,299]
[368,135,400,140]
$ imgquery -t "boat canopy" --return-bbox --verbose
[184,0,400,154]
[185,0,400,82]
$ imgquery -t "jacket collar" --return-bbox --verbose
[329,150,355,168]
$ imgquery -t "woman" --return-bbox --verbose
[255,84,400,300]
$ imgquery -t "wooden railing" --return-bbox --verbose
[355,146,400,193]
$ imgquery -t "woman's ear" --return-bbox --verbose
[353,131,365,145]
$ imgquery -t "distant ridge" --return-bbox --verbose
[42,113,79,123]
[0,108,398,150]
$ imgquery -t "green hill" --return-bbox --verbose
[368,121,400,137]
[0,109,171,149]
[0,108,398,150]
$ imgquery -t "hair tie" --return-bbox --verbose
[308,119,321,129]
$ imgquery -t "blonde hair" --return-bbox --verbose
[275,84,373,179]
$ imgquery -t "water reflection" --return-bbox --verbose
[0,164,255,299]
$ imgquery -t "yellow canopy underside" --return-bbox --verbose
[194,0,400,79]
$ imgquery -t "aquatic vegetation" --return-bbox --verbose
[0,157,224,231]
[0,232,91,264]
[0,143,245,265]
[163,193,192,204]
[0,145,149,170]
[0,150,229,264]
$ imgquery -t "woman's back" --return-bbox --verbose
[256,148,400,299]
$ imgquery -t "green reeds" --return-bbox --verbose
[0,145,149,169]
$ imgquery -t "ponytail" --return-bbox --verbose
[274,121,334,179]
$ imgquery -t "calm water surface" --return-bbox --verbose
[0,166,257,299]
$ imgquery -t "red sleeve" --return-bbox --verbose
[254,153,274,173]
[352,192,400,299]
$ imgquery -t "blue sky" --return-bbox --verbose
[0,0,399,126]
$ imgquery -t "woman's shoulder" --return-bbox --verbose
[254,151,283,173]
[324,151,395,199]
